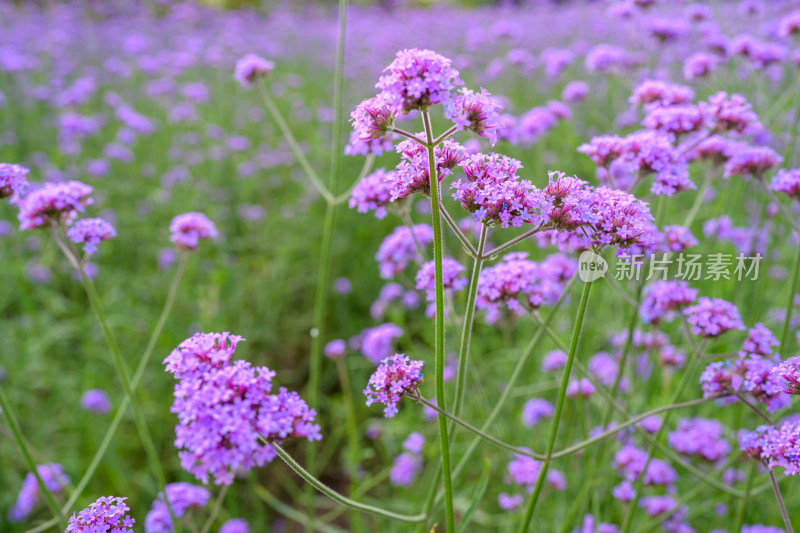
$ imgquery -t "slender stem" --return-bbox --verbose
[518,280,594,533]
[199,485,229,533]
[780,243,800,352]
[63,254,187,512]
[0,386,65,521]
[255,485,348,533]
[735,392,774,424]
[333,154,375,205]
[22,516,60,533]
[604,274,639,308]
[733,461,758,532]
[257,83,333,203]
[452,224,487,418]
[681,169,713,228]
[439,202,479,258]
[271,443,426,523]
[759,179,800,235]
[390,128,427,145]
[482,225,545,259]
[432,125,458,146]
[422,108,455,533]
[335,358,362,533]
[769,468,795,533]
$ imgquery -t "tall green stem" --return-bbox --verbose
[517,279,594,533]
[452,224,487,419]
[422,109,455,533]
[768,468,795,533]
[336,358,362,533]
[780,243,800,352]
[199,485,229,533]
[0,386,64,521]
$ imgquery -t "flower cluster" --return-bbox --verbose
[66,218,116,255]
[364,353,424,418]
[415,257,467,317]
[702,92,762,135]
[9,463,70,522]
[17,180,93,230]
[0,162,29,199]
[145,482,210,533]
[613,445,678,488]
[682,297,745,337]
[169,212,217,250]
[771,356,800,395]
[740,323,779,358]
[630,80,694,110]
[447,88,502,143]
[542,171,593,230]
[639,281,698,324]
[740,421,800,475]
[360,323,404,365]
[81,389,112,414]
[390,432,426,487]
[233,54,274,87]
[521,398,554,427]
[348,168,395,219]
[391,138,465,200]
[584,186,656,250]
[723,146,782,179]
[350,94,396,142]
[219,519,249,533]
[164,332,321,485]
[770,168,800,199]
[65,496,134,533]
[375,224,433,279]
[660,225,698,252]
[376,48,463,112]
[667,418,730,462]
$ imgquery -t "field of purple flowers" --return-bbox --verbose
[3,0,800,531]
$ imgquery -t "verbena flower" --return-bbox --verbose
[234,54,274,87]
[584,186,656,250]
[447,88,502,143]
[723,146,782,179]
[169,212,217,250]
[219,519,249,533]
[65,496,134,533]
[613,445,677,488]
[81,389,112,414]
[566,378,595,398]
[660,225,698,252]
[683,52,718,79]
[66,218,116,255]
[740,421,800,475]
[771,355,800,395]
[376,48,463,113]
[391,138,465,200]
[348,168,395,219]
[741,357,791,413]
[390,452,422,487]
[144,482,210,533]
[364,353,423,418]
[739,323,779,358]
[682,297,745,337]
[403,432,425,454]
[350,94,396,142]
[415,257,467,317]
[770,168,800,200]
[630,80,694,110]
[702,92,762,135]
[585,44,631,73]
[0,162,29,199]
[323,339,346,360]
[18,181,93,230]
[542,350,567,372]
[562,81,589,103]
[164,333,320,485]
[521,398,554,427]
[542,171,593,230]
[778,10,800,37]
[9,463,70,522]
[640,281,698,324]
[642,105,705,137]
[375,224,433,279]
[667,418,730,462]
[506,452,542,492]
[360,323,404,365]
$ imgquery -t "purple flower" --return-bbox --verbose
[349,168,395,219]
[350,94,396,142]
[9,463,70,522]
[642,105,705,137]
[18,181,93,230]
[613,445,677,488]
[81,389,112,414]
[220,519,249,533]
[376,48,463,113]
[415,257,467,317]
[376,224,433,279]
[630,80,694,109]
[723,146,782,179]
[403,432,425,454]
[645,16,687,43]
[498,493,523,511]
[390,452,422,487]
[566,378,595,398]
[700,361,741,398]
[562,81,590,103]
[542,171,593,230]
[589,352,625,389]
[145,482,210,533]
[778,10,800,38]
[324,339,346,360]
[683,297,745,337]
[585,186,656,250]
[612,481,636,502]
[686,136,740,166]
[522,398,554,427]
[640,495,677,517]
[447,88,502,143]
[542,48,574,78]
[772,355,800,395]
[683,52,718,80]
[585,44,631,74]
[66,218,116,255]
[234,54,274,87]
[169,212,217,251]
[742,357,791,413]
[0,162,29,199]
[668,418,730,462]
[661,225,698,252]
[506,452,542,492]
[640,281,698,324]
[740,421,800,475]
[363,353,423,418]
[392,138,466,200]
[360,323,403,365]
[740,323,779,358]
[164,333,320,485]
[702,92,762,135]
[65,496,134,533]
[542,350,568,372]
[770,169,800,200]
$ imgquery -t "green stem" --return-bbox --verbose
[759,179,800,235]
[681,168,712,228]
[255,485,348,533]
[482,225,545,259]
[452,224,487,418]
[271,443,426,523]
[62,251,187,513]
[333,154,375,205]
[336,358,362,533]
[517,280,594,533]
[439,202,479,258]
[422,108,455,533]
[199,485,229,533]
[733,461,758,532]
[0,386,64,521]
[769,468,795,533]
[780,243,800,352]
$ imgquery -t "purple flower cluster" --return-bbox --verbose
[542,171,593,231]
[376,48,463,113]
[17,180,93,230]
[683,52,718,80]
[350,94,396,143]
[9,463,70,522]
[771,356,800,396]
[390,432,426,487]
[81,389,112,414]
[703,92,762,135]
[613,445,678,488]
[145,482,210,533]
[164,332,321,485]
[682,297,745,337]
[415,257,467,317]
[364,353,423,418]
[770,169,800,200]
[584,186,656,250]
[0,162,29,199]
[448,88,502,143]
[169,212,217,251]
[642,104,705,137]
[740,421,800,475]
[348,168,395,219]
[375,224,433,279]
[667,418,730,462]
[640,281,698,324]
[660,225,698,252]
[740,323,780,358]
[521,398,554,427]
[219,519,249,533]
[630,80,694,110]
[66,218,116,255]
[360,323,404,365]
[723,146,782,179]
[65,496,134,533]
[391,138,465,200]
[233,54,274,87]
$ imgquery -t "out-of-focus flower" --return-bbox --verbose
[145,482,210,533]
[9,463,70,522]
[521,398,554,427]
[390,452,422,487]
[415,257,467,316]
[0,163,29,199]
[18,181,93,230]
[360,323,404,365]
[169,212,217,250]
[234,54,274,87]
[81,389,112,414]
[376,224,433,279]
[770,169,800,200]
[66,218,116,255]
[723,146,782,179]
[219,519,249,533]
[683,297,745,337]
[668,418,730,461]
[640,281,697,324]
